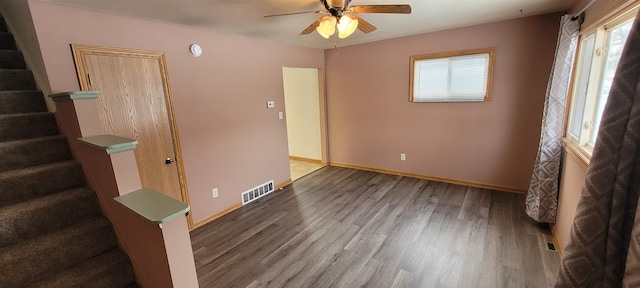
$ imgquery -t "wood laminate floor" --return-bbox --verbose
[191,166,560,288]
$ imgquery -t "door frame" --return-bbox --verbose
[71,44,193,228]
[283,67,323,162]
[282,67,329,181]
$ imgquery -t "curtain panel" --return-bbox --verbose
[525,15,580,223]
[556,11,640,287]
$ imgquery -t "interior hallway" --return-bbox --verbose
[289,159,325,181]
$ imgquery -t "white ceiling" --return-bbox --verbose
[36,0,576,49]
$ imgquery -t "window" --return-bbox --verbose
[566,9,636,157]
[410,48,495,102]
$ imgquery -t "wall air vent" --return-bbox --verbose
[241,180,274,205]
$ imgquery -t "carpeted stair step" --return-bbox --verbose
[0,217,118,287]
[27,249,137,288]
[0,69,36,91]
[0,15,138,288]
[0,32,16,50]
[0,112,59,142]
[0,18,7,33]
[0,50,25,69]
[0,135,72,173]
[0,160,85,208]
[0,187,100,248]
[0,90,47,114]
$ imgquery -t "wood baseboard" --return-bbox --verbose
[192,203,242,230]
[275,179,292,190]
[191,179,293,230]
[289,156,324,164]
[551,224,564,257]
[328,161,526,194]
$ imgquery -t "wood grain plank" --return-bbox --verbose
[341,258,382,288]
[196,210,288,265]
[189,167,560,288]
[390,269,413,288]
[329,234,387,287]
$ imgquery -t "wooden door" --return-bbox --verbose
[71,45,189,211]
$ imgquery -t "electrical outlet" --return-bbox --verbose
[401,153,406,161]
[212,188,219,198]
[278,111,283,120]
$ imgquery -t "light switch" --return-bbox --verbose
[267,101,275,108]
[278,112,283,120]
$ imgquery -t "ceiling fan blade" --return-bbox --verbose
[264,10,321,18]
[300,17,324,35]
[350,5,412,14]
[349,14,377,33]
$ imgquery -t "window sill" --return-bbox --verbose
[562,138,590,172]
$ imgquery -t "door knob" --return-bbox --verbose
[165,158,175,165]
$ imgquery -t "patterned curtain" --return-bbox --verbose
[525,15,580,223]
[556,12,640,287]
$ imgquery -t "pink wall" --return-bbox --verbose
[555,153,586,254]
[325,13,561,192]
[27,1,324,224]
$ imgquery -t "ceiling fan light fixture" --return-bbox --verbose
[316,16,337,39]
[337,15,358,39]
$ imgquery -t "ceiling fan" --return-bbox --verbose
[264,0,411,39]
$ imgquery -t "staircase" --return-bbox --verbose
[0,17,138,287]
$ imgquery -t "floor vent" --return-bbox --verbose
[546,242,557,252]
[242,180,274,205]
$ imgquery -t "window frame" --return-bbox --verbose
[563,6,639,168]
[409,47,495,103]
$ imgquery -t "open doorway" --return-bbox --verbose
[282,67,326,181]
